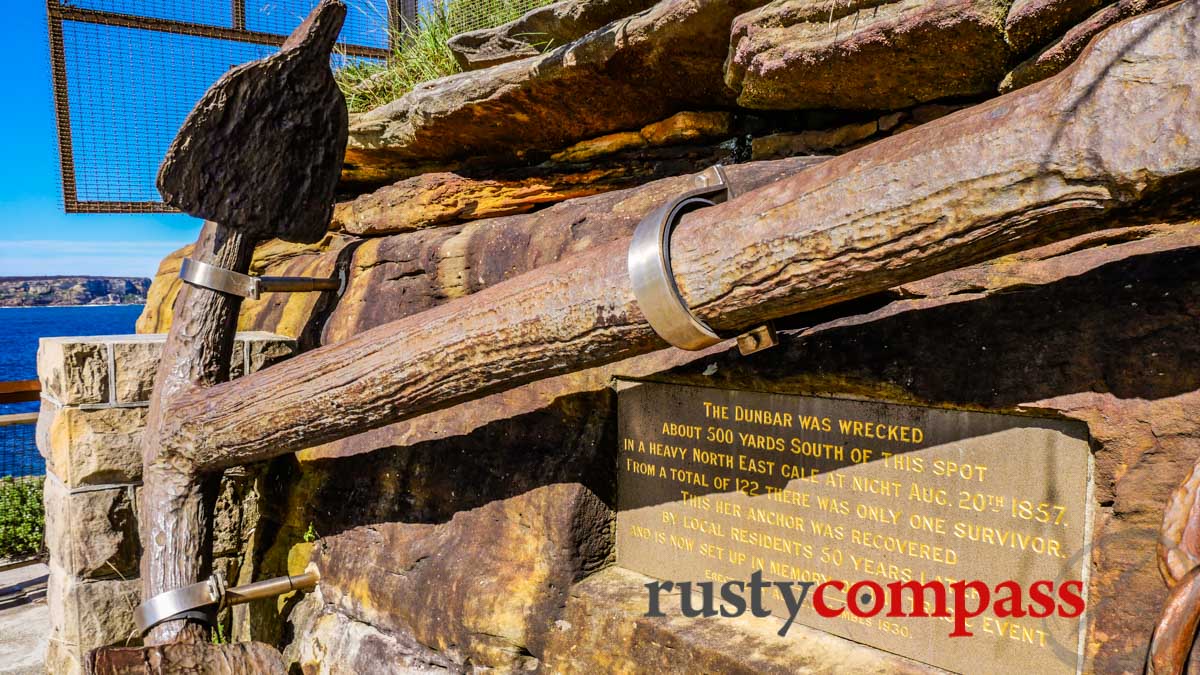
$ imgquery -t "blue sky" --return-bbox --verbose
[0,4,203,278]
[0,1,392,279]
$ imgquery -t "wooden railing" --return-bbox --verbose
[0,381,40,406]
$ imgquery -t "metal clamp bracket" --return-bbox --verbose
[133,575,224,635]
[180,258,346,300]
[628,165,778,356]
[134,569,320,635]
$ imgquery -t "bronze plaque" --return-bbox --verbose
[616,381,1092,675]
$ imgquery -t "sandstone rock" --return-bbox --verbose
[1000,0,1174,92]
[334,170,637,236]
[47,562,140,675]
[344,0,770,185]
[306,484,611,670]
[38,338,109,406]
[551,111,735,164]
[37,401,146,487]
[549,132,645,164]
[110,333,294,403]
[44,478,140,579]
[241,335,298,375]
[285,594,460,674]
[88,642,285,675]
[447,0,659,70]
[751,119,879,160]
[334,111,738,236]
[344,129,740,193]
[41,331,296,410]
[111,341,162,405]
[1005,0,1107,53]
[36,334,295,487]
[133,245,190,336]
[137,236,346,343]
[211,466,262,559]
[726,0,1012,110]
[638,110,735,148]
[542,567,938,673]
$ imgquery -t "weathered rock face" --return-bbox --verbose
[447,0,659,70]
[344,0,770,184]
[334,111,736,234]
[284,596,459,674]
[36,333,296,674]
[88,642,285,675]
[726,0,1013,110]
[43,477,140,580]
[247,389,619,671]
[1000,0,1175,92]
[46,563,141,674]
[542,567,938,674]
[332,0,1182,189]
[1005,0,1107,53]
[323,155,825,341]
[307,485,611,670]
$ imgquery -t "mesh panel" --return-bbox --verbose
[439,0,558,35]
[47,0,395,213]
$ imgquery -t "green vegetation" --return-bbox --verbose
[336,0,556,113]
[0,477,43,559]
[303,522,318,543]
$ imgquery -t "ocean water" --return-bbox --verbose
[0,305,144,477]
[0,305,145,415]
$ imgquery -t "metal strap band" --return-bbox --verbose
[179,258,345,300]
[179,258,258,299]
[133,575,224,634]
[628,165,734,351]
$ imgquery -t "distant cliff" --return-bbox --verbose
[0,276,151,307]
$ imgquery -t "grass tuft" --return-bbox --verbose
[337,0,557,113]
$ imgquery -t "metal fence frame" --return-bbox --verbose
[46,0,401,214]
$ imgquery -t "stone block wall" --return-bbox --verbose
[36,332,295,675]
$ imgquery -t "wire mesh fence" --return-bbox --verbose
[437,0,557,36]
[46,0,396,214]
[0,414,44,561]
[46,0,559,214]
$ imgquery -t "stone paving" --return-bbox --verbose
[0,562,48,674]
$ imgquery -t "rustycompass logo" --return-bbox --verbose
[644,572,1086,638]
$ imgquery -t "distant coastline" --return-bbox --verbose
[0,276,151,307]
[0,303,145,308]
